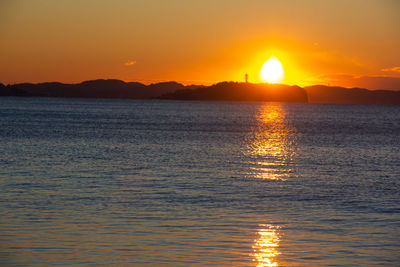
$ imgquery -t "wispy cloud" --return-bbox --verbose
[124,60,136,66]
[382,66,400,73]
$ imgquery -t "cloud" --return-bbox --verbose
[382,66,400,73]
[321,74,400,91]
[124,60,136,66]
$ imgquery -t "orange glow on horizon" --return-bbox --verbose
[212,38,321,87]
[1,1,399,90]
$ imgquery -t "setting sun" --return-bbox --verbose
[260,57,284,83]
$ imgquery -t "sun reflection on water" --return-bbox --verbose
[252,224,281,267]
[244,103,297,180]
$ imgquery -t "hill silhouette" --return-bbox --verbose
[158,82,308,102]
[0,80,307,102]
[305,85,400,105]
[1,79,400,104]
[0,79,188,99]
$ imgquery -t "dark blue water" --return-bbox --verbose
[1,97,399,266]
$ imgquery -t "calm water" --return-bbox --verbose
[0,97,399,266]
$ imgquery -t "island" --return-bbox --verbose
[1,79,400,104]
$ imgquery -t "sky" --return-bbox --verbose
[1,0,400,89]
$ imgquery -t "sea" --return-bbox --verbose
[0,97,399,266]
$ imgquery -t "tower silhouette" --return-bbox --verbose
[245,73,248,83]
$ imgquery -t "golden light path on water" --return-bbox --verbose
[245,103,297,181]
[245,103,297,266]
[252,224,281,267]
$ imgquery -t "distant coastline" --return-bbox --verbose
[1,79,400,105]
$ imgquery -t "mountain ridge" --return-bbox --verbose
[1,79,400,104]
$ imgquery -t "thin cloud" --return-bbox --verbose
[124,60,136,66]
[382,66,400,73]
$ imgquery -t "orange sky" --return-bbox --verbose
[1,0,400,89]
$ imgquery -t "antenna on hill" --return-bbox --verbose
[245,73,248,83]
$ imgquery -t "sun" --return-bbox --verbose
[260,57,284,83]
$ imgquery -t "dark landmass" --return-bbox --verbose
[1,79,400,104]
[0,80,307,103]
[305,85,400,105]
[158,82,308,103]
[0,79,190,99]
